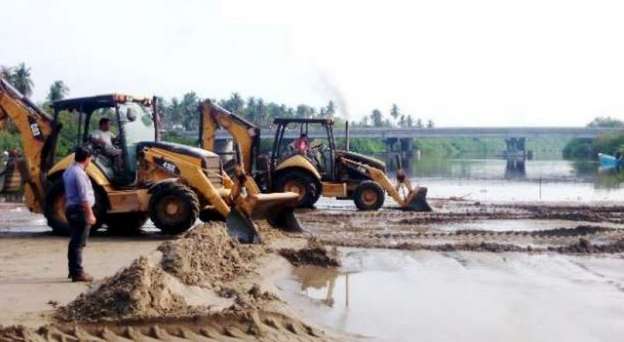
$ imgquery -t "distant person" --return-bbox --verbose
[63,147,96,282]
[291,133,310,155]
[90,118,122,171]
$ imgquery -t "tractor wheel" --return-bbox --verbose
[353,180,385,211]
[44,178,106,235]
[105,212,148,235]
[149,182,199,235]
[273,170,320,208]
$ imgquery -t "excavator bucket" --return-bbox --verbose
[403,187,432,211]
[226,208,262,244]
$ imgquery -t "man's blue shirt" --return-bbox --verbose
[63,163,95,207]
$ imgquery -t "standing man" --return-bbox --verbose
[63,147,96,282]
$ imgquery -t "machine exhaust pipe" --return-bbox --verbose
[345,120,350,151]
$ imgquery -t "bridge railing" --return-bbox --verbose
[178,127,623,140]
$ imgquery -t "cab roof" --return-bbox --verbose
[273,117,334,125]
[52,94,151,113]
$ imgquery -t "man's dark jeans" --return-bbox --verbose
[66,205,91,276]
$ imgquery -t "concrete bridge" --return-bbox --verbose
[181,126,622,162]
[202,126,621,140]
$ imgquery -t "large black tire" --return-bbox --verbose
[105,212,149,235]
[149,182,199,235]
[44,178,106,235]
[353,180,385,211]
[273,169,320,208]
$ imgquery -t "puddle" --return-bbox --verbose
[278,248,624,341]
[439,219,624,232]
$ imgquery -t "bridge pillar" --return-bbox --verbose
[400,138,414,157]
[384,137,414,155]
[504,137,527,160]
[384,137,399,152]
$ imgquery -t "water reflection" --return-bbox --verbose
[292,265,345,308]
[381,153,620,188]
[505,159,526,179]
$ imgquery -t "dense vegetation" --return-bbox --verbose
[563,117,624,160]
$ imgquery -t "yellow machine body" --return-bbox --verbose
[0,79,299,241]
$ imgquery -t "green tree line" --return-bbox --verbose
[563,116,624,160]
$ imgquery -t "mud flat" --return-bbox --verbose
[298,200,624,253]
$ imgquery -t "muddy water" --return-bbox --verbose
[296,156,624,340]
[410,158,623,202]
[421,178,624,202]
[279,248,624,342]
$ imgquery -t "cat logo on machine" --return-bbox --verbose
[27,116,43,141]
[155,157,180,175]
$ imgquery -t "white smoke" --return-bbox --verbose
[315,69,350,121]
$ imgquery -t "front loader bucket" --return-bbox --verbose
[266,206,303,232]
[226,208,261,244]
[227,192,303,243]
[248,192,304,232]
[403,187,432,212]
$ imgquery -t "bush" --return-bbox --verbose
[0,130,20,151]
[564,133,624,160]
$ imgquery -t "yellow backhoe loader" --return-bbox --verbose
[199,100,431,211]
[0,78,301,243]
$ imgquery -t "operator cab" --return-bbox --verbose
[270,117,386,185]
[52,94,158,186]
[271,118,337,180]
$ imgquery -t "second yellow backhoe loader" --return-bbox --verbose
[199,100,431,211]
[0,78,301,243]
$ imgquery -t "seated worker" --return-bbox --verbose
[90,118,122,172]
[290,133,310,155]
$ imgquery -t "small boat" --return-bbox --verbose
[598,153,623,170]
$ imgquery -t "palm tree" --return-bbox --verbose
[47,80,69,102]
[11,63,34,97]
[390,104,400,121]
[370,109,383,127]
[0,66,12,81]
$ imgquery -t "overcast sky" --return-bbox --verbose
[2,0,624,126]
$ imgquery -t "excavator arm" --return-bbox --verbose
[0,78,57,213]
[199,100,259,174]
[198,100,303,236]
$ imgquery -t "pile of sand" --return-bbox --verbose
[158,224,260,286]
[58,223,262,322]
[59,255,187,321]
